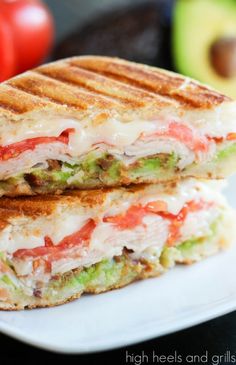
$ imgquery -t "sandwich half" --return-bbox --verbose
[0,179,233,309]
[0,56,236,196]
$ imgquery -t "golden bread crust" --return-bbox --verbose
[0,56,230,123]
[0,183,163,220]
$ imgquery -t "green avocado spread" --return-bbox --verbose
[7,152,179,192]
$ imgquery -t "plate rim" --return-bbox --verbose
[0,299,236,354]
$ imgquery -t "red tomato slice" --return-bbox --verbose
[58,219,96,250]
[159,200,211,246]
[14,219,96,260]
[103,205,147,230]
[104,199,211,246]
[0,13,16,81]
[104,200,167,230]
[0,128,74,161]
[144,122,209,153]
[169,122,209,152]
[104,201,170,230]
[145,200,168,213]
[44,236,54,247]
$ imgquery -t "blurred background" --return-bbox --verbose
[1,0,236,98]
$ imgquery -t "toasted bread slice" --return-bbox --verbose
[1,56,229,118]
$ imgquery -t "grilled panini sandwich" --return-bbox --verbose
[0,56,236,196]
[0,179,233,309]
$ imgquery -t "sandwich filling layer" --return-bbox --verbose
[0,215,232,309]
[0,179,233,309]
[0,116,236,195]
[0,129,236,195]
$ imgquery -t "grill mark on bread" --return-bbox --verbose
[0,100,29,114]
[8,75,89,111]
[36,68,144,107]
[36,64,171,108]
[7,71,125,113]
[0,86,49,114]
[31,70,127,109]
[0,55,230,120]
[77,68,225,108]
[70,57,229,108]
[0,183,175,222]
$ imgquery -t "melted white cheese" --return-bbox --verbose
[0,118,159,150]
[180,207,219,241]
[0,119,79,145]
[68,118,159,156]
[0,109,236,151]
[184,103,236,138]
[138,179,226,215]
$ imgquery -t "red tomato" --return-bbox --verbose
[145,200,168,213]
[165,122,210,153]
[104,199,212,246]
[159,200,210,246]
[144,122,209,154]
[103,205,147,230]
[0,13,16,81]
[14,219,96,260]
[0,128,74,161]
[104,201,167,230]
[0,0,54,78]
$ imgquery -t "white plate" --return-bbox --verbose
[0,177,236,354]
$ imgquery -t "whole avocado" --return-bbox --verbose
[173,0,236,98]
